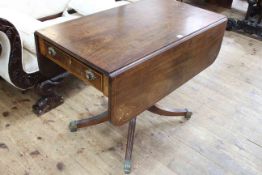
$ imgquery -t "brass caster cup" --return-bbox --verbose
[69,121,78,132]
[185,110,192,120]
[124,160,132,174]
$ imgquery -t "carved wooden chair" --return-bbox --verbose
[227,0,262,38]
[0,0,129,114]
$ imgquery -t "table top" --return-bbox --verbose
[37,0,226,75]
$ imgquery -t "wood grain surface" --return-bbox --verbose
[36,0,226,74]
[109,20,227,125]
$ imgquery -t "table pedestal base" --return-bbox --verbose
[69,105,192,174]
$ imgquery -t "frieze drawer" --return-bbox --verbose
[38,38,103,91]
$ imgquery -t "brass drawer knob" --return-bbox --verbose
[85,69,96,80]
[48,47,57,56]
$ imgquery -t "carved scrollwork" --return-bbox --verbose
[32,72,69,115]
[0,18,43,89]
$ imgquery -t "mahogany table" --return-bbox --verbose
[35,0,227,173]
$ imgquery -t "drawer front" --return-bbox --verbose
[38,38,103,91]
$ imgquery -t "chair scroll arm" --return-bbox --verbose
[0,17,42,90]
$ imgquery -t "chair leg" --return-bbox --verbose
[124,117,137,174]
[69,111,109,132]
[148,104,192,120]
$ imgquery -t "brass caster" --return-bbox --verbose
[69,121,78,132]
[124,160,132,174]
[185,110,192,120]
